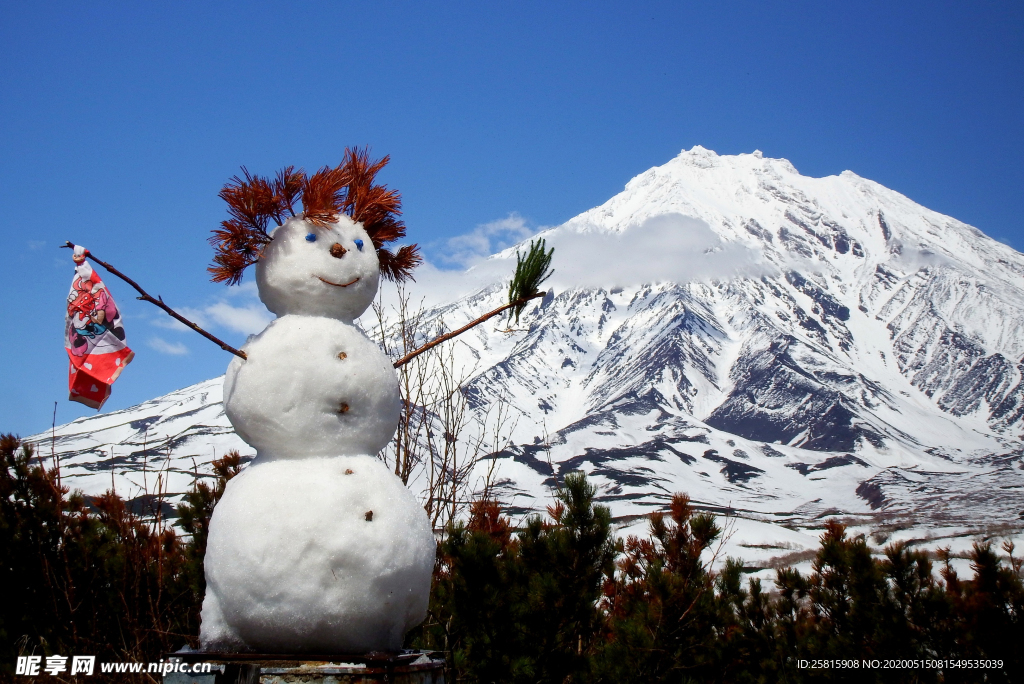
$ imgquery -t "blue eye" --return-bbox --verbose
[354,239,364,251]
[305,233,317,242]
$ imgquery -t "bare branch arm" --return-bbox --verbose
[392,292,545,369]
[62,241,247,360]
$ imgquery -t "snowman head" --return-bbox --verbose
[208,149,421,315]
[256,216,379,321]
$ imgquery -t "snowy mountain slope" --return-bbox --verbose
[26,147,1024,558]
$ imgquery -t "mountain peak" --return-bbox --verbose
[673,144,722,169]
[670,146,800,176]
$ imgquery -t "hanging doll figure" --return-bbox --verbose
[65,245,133,408]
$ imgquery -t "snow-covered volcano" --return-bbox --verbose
[29,147,1024,569]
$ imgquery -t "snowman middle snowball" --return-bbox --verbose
[200,216,435,653]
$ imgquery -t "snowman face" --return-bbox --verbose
[256,216,380,321]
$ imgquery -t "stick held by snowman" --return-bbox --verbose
[63,148,553,653]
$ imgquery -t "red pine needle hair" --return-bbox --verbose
[208,149,421,285]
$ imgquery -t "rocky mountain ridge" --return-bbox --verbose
[29,147,1024,567]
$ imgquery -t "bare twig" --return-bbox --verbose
[392,292,545,368]
[51,402,60,491]
[372,287,519,534]
[61,241,247,359]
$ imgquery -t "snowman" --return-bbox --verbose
[198,152,436,654]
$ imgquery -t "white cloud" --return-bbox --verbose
[204,302,273,335]
[223,280,261,299]
[148,286,271,336]
[151,310,199,331]
[27,240,46,251]
[374,212,772,314]
[542,214,772,290]
[147,337,189,355]
[431,213,539,269]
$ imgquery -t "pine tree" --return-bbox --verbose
[596,494,723,682]
[416,472,614,684]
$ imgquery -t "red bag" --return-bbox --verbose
[65,247,134,409]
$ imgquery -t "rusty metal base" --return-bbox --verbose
[163,651,444,684]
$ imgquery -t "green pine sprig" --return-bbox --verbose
[507,238,554,324]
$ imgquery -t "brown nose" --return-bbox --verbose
[330,243,347,258]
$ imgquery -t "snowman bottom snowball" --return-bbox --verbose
[199,455,436,653]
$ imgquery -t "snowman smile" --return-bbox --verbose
[316,276,361,288]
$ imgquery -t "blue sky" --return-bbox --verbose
[3,1,1022,435]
